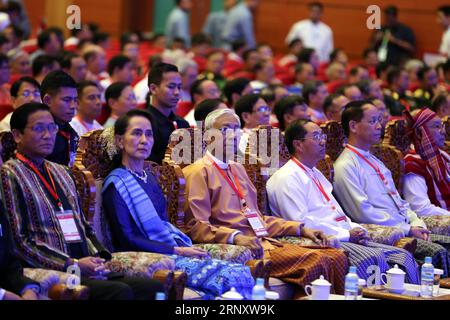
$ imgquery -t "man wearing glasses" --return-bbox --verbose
[334,100,450,275]
[266,119,420,283]
[0,76,41,132]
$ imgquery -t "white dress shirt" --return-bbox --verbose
[70,117,103,137]
[403,151,450,217]
[267,159,363,241]
[333,145,426,236]
[439,27,450,57]
[285,19,334,62]
[133,73,149,105]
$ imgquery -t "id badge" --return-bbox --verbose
[56,210,82,242]
[243,207,268,238]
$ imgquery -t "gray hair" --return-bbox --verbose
[404,59,424,73]
[176,58,198,74]
[204,108,241,130]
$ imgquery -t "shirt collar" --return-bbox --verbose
[347,144,371,157]
[206,150,229,169]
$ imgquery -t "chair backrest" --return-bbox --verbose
[75,129,187,249]
[370,144,405,193]
[0,131,16,163]
[444,116,450,142]
[382,119,412,155]
[165,127,206,169]
[320,121,346,162]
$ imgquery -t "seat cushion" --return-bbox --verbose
[24,268,69,296]
[193,243,253,264]
[361,224,404,246]
[422,216,450,237]
[108,252,176,278]
[183,288,207,300]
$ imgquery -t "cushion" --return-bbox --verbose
[193,243,253,264]
[183,288,207,300]
[422,216,450,237]
[361,224,404,246]
[107,252,176,278]
[24,268,70,296]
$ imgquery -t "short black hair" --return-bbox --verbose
[148,62,178,86]
[288,38,302,49]
[284,119,312,155]
[308,1,324,10]
[438,6,450,17]
[417,65,432,81]
[107,54,132,76]
[105,82,130,107]
[302,80,323,104]
[297,48,315,64]
[341,99,374,137]
[231,39,246,52]
[93,32,110,45]
[191,33,211,47]
[349,65,365,77]
[190,79,208,104]
[274,95,306,131]
[223,78,251,104]
[234,94,261,128]
[41,70,77,97]
[10,77,40,98]
[37,27,63,49]
[32,55,57,77]
[431,94,448,113]
[362,47,376,59]
[355,79,372,97]
[242,49,258,62]
[59,52,81,70]
[386,67,403,85]
[114,109,153,136]
[384,5,398,17]
[0,34,10,47]
[10,102,52,133]
[194,98,224,122]
[329,48,343,62]
[375,62,391,79]
[120,32,139,50]
[323,93,342,113]
[0,53,8,67]
[77,80,99,97]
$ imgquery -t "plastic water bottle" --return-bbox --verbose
[155,292,166,300]
[252,278,266,300]
[344,266,359,300]
[420,257,434,298]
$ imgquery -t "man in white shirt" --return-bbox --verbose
[165,0,192,48]
[438,6,450,57]
[70,81,103,137]
[285,2,334,63]
[266,119,419,282]
[333,100,450,274]
[222,0,259,49]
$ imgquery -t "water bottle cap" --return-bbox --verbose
[256,278,265,286]
[424,257,432,264]
[349,266,357,273]
[155,292,166,300]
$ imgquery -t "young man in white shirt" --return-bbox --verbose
[266,119,419,282]
[333,100,450,274]
[285,2,334,63]
[437,6,450,57]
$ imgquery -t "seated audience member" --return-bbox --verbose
[30,27,64,62]
[323,93,349,122]
[223,40,247,78]
[413,66,447,108]
[260,84,289,126]
[121,39,141,78]
[147,63,190,164]
[222,77,252,108]
[70,81,103,136]
[100,55,133,91]
[250,59,278,92]
[1,103,164,300]
[64,23,93,50]
[303,80,328,124]
[0,54,11,105]
[329,48,348,67]
[103,82,137,129]
[383,67,415,115]
[257,43,274,61]
[194,98,227,125]
[185,79,221,126]
[325,62,347,83]
[82,45,108,82]
[274,95,310,132]
[361,48,378,77]
[333,100,450,273]
[290,62,315,94]
[234,94,271,155]
[182,108,349,294]
[297,48,320,74]
[371,98,390,134]
[0,204,40,300]
[41,70,79,167]
[337,84,363,101]
[177,58,198,103]
[404,59,424,88]
[431,94,450,119]
[32,55,60,84]
[231,48,260,80]
[0,77,40,132]
[188,33,211,73]
[348,66,369,85]
[133,55,165,105]
[102,109,255,298]
[403,109,450,221]
[60,52,88,84]
[9,50,31,78]
[277,38,303,69]
[198,50,226,90]
[266,119,419,282]
[0,34,11,56]
[357,79,384,101]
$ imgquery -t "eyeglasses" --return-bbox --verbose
[363,116,384,126]
[254,106,271,113]
[302,133,327,142]
[25,123,59,134]
[21,90,41,98]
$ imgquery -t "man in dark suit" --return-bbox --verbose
[0,205,40,300]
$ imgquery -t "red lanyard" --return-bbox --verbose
[291,157,331,203]
[346,145,387,185]
[208,155,247,207]
[16,153,64,212]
